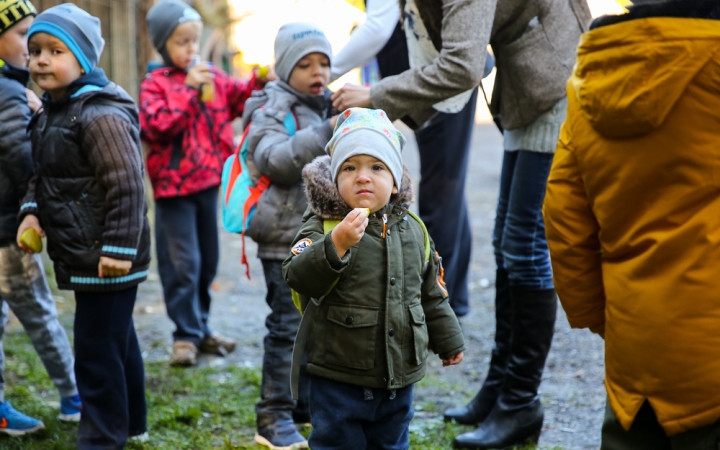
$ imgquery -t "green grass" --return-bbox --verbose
[0,325,549,449]
[0,260,548,449]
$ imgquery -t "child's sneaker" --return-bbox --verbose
[0,401,45,436]
[254,419,308,449]
[58,395,82,422]
[129,431,150,443]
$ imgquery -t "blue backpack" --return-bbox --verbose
[221,109,298,277]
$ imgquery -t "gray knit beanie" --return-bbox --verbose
[274,22,332,82]
[326,108,406,189]
[28,3,104,74]
[146,0,202,65]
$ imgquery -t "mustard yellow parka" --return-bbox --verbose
[544,17,720,436]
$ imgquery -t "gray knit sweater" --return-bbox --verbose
[370,0,591,131]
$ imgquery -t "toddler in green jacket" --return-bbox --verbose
[283,107,464,449]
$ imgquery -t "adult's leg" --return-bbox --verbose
[74,286,138,449]
[455,150,556,449]
[155,195,203,346]
[445,150,517,425]
[255,260,306,448]
[0,246,77,398]
[415,89,478,317]
[194,187,220,339]
[601,400,670,450]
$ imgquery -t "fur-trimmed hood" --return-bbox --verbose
[302,155,414,220]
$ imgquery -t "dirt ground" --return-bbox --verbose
[132,120,606,450]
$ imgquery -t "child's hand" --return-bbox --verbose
[17,214,44,253]
[98,256,132,278]
[330,114,339,129]
[25,89,42,113]
[330,208,370,258]
[442,351,464,367]
[185,62,215,90]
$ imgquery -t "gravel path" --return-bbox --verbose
[133,120,606,449]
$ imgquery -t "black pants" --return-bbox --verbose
[155,186,220,345]
[602,400,720,450]
[256,259,307,427]
[74,286,147,449]
[415,89,478,317]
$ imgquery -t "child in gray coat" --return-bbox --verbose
[243,22,337,449]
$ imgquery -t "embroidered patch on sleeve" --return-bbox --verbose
[435,251,448,297]
[291,238,313,255]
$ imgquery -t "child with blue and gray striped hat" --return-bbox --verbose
[19,3,152,448]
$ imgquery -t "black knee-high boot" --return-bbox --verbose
[444,268,513,425]
[454,286,557,450]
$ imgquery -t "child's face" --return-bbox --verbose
[166,21,202,70]
[28,32,83,100]
[288,52,329,96]
[0,16,33,67]
[337,154,397,213]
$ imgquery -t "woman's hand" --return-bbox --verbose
[442,351,464,367]
[330,208,370,258]
[98,256,132,278]
[331,84,372,112]
[17,214,44,253]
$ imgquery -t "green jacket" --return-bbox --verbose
[282,156,465,389]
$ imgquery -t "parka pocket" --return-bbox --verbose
[67,196,98,249]
[325,304,379,370]
[409,303,429,366]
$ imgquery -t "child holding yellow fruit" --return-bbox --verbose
[283,108,465,449]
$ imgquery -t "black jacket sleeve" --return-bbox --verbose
[0,81,34,202]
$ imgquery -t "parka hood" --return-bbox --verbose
[571,17,720,138]
[302,155,414,220]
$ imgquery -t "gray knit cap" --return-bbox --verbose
[326,108,406,189]
[146,0,202,64]
[28,3,104,74]
[274,22,332,82]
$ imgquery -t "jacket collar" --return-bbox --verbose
[302,155,414,221]
[275,80,332,116]
[41,68,110,106]
[0,59,30,86]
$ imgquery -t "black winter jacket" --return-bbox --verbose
[20,70,151,292]
[0,60,34,246]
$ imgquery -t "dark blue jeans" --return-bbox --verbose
[308,376,414,450]
[416,89,478,317]
[74,286,146,450]
[493,150,555,289]
[155,186,219,345]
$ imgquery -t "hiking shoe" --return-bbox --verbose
[58,394,82,422]
[0,401,45,436]
[254,419,308,449]
[170,341,197,367]
[199,333,236,356]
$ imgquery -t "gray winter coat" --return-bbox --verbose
[243,80,334,260]
[371,0,592,130]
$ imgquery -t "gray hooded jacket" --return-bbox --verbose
[243,80,334,260]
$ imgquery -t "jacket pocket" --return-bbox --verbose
[67,195,99,249]
[409,302,429,366]
[325,304,379,370]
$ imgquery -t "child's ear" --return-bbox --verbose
[392,185,398,194]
